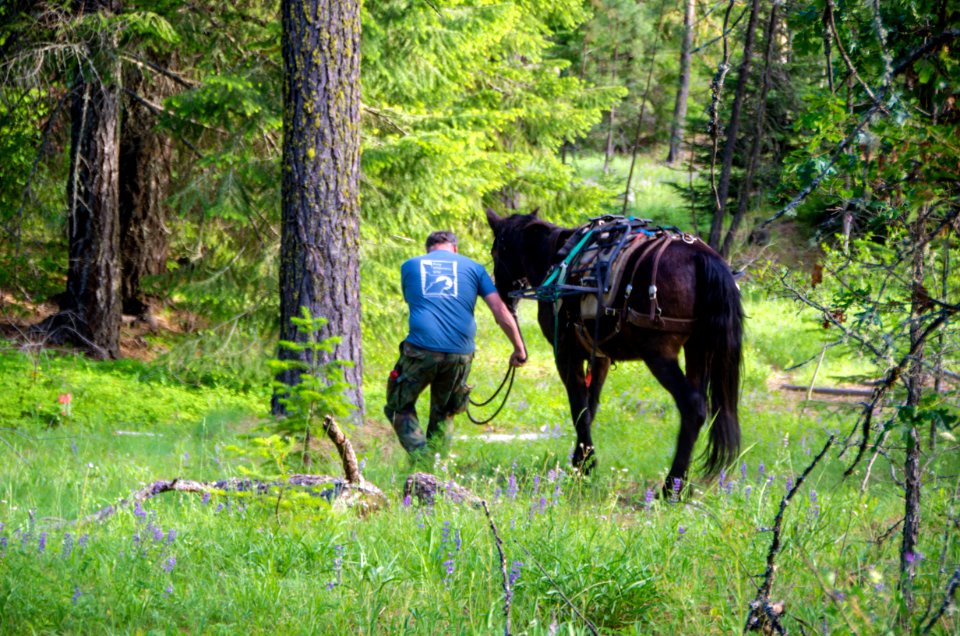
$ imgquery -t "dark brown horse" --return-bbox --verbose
[486,210,743,488]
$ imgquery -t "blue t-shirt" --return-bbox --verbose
[401,250,497,354]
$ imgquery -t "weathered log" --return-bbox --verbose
[61,416,387,526]
[69,474,387,526]
[323,415,361,484]
[781,384,874,397]
[403,472,483,507]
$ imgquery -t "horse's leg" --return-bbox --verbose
[644,353,706,492]
[587,356,612,420]
[556,350,596,472]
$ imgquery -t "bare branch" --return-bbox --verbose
[744,435,836,634]
[481,501,512,636]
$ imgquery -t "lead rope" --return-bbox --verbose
[467,363,516,425]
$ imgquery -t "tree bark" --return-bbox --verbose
[602,18,621,176]
[900,209,928,615]
[622,0,669,213]
[720,1,779,257]
[275,0,364,417]
[708,0,761,249]
[119,56,174,316]
[665,0,694,165]
[39,0,122,359]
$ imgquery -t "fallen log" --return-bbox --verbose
[403,471,483,507]
[781,384,874,397]
[61,415,387,526]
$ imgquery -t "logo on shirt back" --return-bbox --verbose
[420,260,458,297]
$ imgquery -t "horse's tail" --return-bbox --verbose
[693,251,743,475]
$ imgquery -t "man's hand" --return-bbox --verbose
[484,292,528,368]
[509,349,527,367]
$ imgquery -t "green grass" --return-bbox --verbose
[1,157,958,634]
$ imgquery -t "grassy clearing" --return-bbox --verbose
[1,157,958,634]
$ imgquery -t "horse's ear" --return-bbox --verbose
[530,207,540,218]
[485,208,502,229]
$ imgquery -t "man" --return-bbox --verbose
[386,230,527,459]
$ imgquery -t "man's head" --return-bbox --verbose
[426,230,458,252]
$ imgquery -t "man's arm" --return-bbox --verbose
[483,292,527,367]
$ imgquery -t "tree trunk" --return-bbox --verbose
[720,2,779,257]
[119,57,174,316]
[39,0,122,359]
[602,20,621,176]
[665,0,694,165]
[900,209,928,616]
[622,0,669,214]
[275,0,364,417]
[708,0,761,249]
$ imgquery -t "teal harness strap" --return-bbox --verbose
[539,230,594,300]
[541,230,594,359]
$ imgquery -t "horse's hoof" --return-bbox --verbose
[571,446,597,475]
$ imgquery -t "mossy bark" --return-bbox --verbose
[275,0,364,416]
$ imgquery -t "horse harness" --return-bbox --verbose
[511,215,699,360]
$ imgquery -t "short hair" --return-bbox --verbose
[426,230,458,251]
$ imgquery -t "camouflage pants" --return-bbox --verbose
[384,341,473,457]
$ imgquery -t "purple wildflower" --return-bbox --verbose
[532,475,541,495]
[678,525,686,537]
[442,553,456,585]
[547,469,557,482]
[506,473,518,499]
[62,533,73,558]
[215,503,225,514]
[71,441,78,456]
[402,494,411,508]
[785,476,794,492]
[167,529,176,544]
[132,533,141,546]
[183,452,189,463]
[671,478,682,502]
[809,490,820,519]
[0,536,7,556]
[744,485,752,500]
[162,556,176,573]
[553,481,562,503]
[441,521,452,545]
[152,525,164,542]
[644,488,655,508]
[905,551,916,564]
[454,529,462,552]
[552,423,562,439]
[38,532,47,553]
[740,461,747,481]
[134,502,147,521]
[758,461,766,482]
[201,492,211,505]
[509,561,523,587]
[359,457,367,471]
[718,469,727,493]
[164,585,173,595]
[330,544,344,588]
[78,534,89,550]
[539,496,547,514]
[72,587,81,605]
[493,488,502,503]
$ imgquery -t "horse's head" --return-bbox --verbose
[485,208,561,311]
